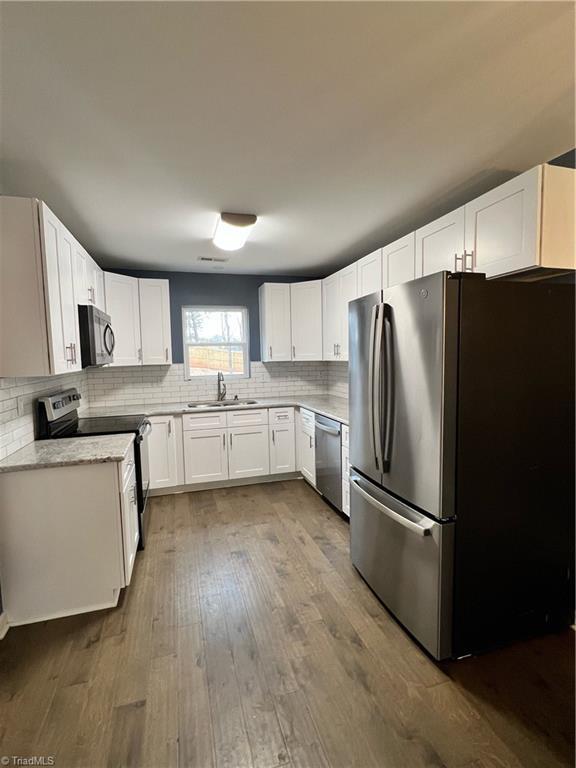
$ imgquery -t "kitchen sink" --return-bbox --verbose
[186,399,258,409]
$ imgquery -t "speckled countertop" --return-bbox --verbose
[81,394,349,425]
[0,434,135,474]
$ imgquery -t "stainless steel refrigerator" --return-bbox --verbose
[349,271,574,660]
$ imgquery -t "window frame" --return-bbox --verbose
[181,305,250,381]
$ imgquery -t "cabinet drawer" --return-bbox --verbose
[226,409,269,427]
[341,446,350,480]
[269,407,294,424]
[300,408,315,436]
[341,425,349,448]
[182,411,228,431]
[120,445,136,489]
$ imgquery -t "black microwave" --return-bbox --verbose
[78,305,115,367]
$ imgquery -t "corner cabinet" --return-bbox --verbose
[290,280,323,361]
[104,274,172,367]
[322,263,358,361]
[0,197,82,376]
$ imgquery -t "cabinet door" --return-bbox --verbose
[357,249,382,297]
[139,278,172,365]
[322,274,340,360]
[121,465,139,585]
[40,205,67,374]
[104,272,142,366]
[260,283,292,361]
[184,428,228,484]
[269,423,295,474]
[383,232,416,287]
[290,280,323,360]
[338,263,358,361]
[228,426,270,479]
[300,428,316,487]
[86,257,106,311]
[465,166,541,278]
[72,239,89,305]
[40,205,80,373]
[148,415,178,489]
[415,207,465,277]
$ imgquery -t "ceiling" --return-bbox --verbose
[1,2,574,276]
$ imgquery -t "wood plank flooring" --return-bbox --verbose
[0,480,573,767]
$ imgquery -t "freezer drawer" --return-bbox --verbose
[350,471,454,659]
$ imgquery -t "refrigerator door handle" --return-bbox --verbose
[382,304,393,472]
[368,305,378,468]
[351,478,433,536]
[373,304,385,472]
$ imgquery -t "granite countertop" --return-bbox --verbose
[0,434,135,474]
[81,394,349,425]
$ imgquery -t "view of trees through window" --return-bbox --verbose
[182,306,249,377]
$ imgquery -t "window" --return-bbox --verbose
[182,306,250,379]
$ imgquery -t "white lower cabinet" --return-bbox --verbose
[121,463,139,585]
[270,422,296,474]
[184,428,228,484]
[148,415,178,489]
[299,408,316,487]
[228,426,270,479]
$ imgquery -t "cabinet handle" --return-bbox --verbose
[138,347,143,363]
[165,347,169,362]
[72,342,77,364]
[463,249,474,272]
[309,435,313,448]
[292,345,295,359]
[230,433,233,449]
[223,433,226,448]
[168,420,172,436]
[65,344,74,364]
[269,345,273,359]
[272,429,275,445]
[454,252,463,272]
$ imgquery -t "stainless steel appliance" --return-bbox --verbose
[78,305,115,367]
[349,271,574,660]
[314,414,342,512]
[37,389,152,548]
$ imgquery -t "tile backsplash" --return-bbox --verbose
[0,361,349,458]
[0,371,88,460]
[86,362,330,408]
[327,361,349,399]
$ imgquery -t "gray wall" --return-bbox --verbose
[111,270,313,363]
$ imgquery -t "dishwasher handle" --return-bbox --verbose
[315,422,340,437]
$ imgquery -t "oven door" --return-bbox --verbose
[350,471,454,660]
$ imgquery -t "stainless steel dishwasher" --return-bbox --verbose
[314,414,342,511]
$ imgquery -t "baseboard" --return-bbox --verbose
[0,612,9,639]
[149,472,303,496]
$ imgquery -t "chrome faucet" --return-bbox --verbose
[217,371,227,401]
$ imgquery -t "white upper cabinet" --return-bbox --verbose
[322,273,340,361]
[383,232,416,288]
[139,278,172,365]
[86,255,105,311]
[337,263,358,361]
[104,274,172,367]
[415,207,465,278]
[322,264,358,361]
[290,280,323,360]
[357,249,383,297]
[259,283,292,362]
[104,273,142,366]
[464,165,575,277]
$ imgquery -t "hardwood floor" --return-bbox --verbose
[0,480,573,768]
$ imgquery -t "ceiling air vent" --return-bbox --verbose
[197,255,229,263]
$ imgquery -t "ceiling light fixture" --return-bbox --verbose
[213,212,257,251]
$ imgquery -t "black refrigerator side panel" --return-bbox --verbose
[453,278,575,657]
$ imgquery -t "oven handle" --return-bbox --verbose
[351,478,434,537]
